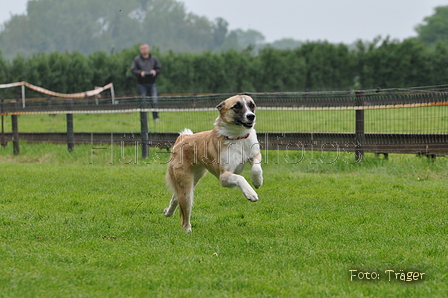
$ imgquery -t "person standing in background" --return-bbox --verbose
[130,43,162,121]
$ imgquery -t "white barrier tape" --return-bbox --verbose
[0,81,112,98]
[0,81,25,88]
[24,82,112,98]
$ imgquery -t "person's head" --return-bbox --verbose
[140,43,150,57]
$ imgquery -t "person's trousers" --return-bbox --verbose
[137,83,159,120]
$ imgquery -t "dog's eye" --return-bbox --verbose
[248,102,255,109]
[232,102,242,110]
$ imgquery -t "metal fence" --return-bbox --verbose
[1,84,448,159]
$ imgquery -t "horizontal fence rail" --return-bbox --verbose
[1,85,448,159]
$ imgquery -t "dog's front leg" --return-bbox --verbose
[220,171,258,202]
[249,153,263,189]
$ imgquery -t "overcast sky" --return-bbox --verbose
[1,0,447,43]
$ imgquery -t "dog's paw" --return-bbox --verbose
[183,224,192,233]
[244,190,259,202]
[247,193,259,202]
[163,207,174,217]
[247,194,259,202]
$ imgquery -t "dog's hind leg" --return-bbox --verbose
[164,177,193,232]
[178,184,194,233]
[175,168,206,232]
[164,167,179,217]
[164,194,178,217]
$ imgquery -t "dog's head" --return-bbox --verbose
[216,94,256,129]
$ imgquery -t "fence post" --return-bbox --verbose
[110,83,116,104]
[10,98,20,155]
[140,96,149,159]
[1,98,5,147]
[12,114,19,155]
[67,99,74,152]
[355,91,365,162]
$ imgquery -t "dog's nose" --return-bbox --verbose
[247,113,255,121]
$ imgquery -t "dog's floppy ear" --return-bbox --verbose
[216,101,225,111]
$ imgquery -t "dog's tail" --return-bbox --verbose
[179,128,193,135]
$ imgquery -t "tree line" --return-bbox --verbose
[0,0,271,60]
[1,37,448,98]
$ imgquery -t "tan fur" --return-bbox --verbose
[164,94,263,232]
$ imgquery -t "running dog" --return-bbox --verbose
[164,94,263,232]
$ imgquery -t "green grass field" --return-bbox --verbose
[2,105,447,134]
[1,143,447,297]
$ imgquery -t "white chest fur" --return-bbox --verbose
[221,132,260,173]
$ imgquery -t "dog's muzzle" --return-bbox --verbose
[242,113,255,128]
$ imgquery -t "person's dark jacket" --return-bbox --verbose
[130,54,162,84]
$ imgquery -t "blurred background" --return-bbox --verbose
[0,0,448,95]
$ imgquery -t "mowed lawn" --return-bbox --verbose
[0,143,447,297]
